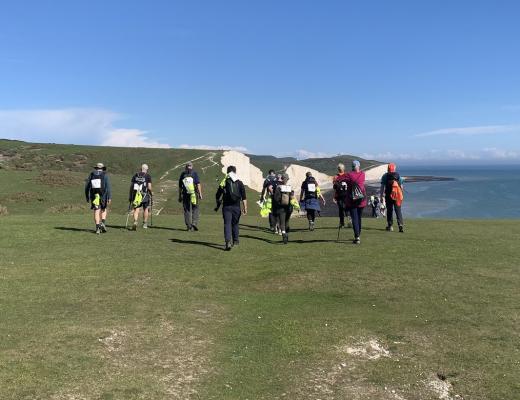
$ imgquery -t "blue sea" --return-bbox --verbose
[397,165,520,219]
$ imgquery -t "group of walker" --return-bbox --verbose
[84,160,404,247]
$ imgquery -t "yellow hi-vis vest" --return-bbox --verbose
[93,193,101,206]
[132,190,143,207]
[259,197,272,217]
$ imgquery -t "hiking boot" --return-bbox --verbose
[186,225,192,231]
[95,226,101,235]
[386,226,393,232]
[353,237,361,244]
[100,222,107,233]
[225,241,232,251]
[132,222,137,231]
[233,240,239,247]
[192,225,199,231]
[142,223,148,229]
[399,225,404,233]
[282,233,288,244]
[309,221,315,231]
[339,223,345,229]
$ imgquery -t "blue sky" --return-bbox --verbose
[1,0,520,164]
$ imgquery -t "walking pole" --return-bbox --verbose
[150,194,153,227]
[337,225,342,242]
[125,202,132,229]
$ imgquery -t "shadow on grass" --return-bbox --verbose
[169,238,225,251]
[147,225,189,232]
[54,226,95,233]
[239,223,272,233]
[240,234,339,245]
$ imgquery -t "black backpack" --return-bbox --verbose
[224,178,242,202]
[89,171,105,195]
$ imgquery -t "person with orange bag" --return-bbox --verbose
[380,163,405,232]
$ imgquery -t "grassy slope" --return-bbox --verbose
[249,154,383,176]
[0,140,226,215]
[0,214,518,399]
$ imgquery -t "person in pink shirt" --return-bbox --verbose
[344,160,367,244]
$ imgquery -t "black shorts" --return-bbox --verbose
[91,200,108,210]
[133,200,151,209]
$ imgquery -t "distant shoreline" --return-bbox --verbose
[403,175,456,183]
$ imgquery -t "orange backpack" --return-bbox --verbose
[390,181,404,206]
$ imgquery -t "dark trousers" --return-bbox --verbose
[337,198,349,225]
[349,207,364,238]
[268,213,276,229]
[306,209,316,222]
[275,206,292,233]
[386,197,403,227]
[222,205,241,242]
[182,195,199,228]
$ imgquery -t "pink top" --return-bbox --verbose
[345,171,367,208]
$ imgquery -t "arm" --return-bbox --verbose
[178,174,183,202]
[84,178,90,202]
[105,175,112,204]
[197,183,202,199]
[240,182,247,215]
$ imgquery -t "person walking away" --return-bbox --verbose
[84,163,112,234]
[179,162,202,231]
[380,163,405,232]
[344,160,367,244]
[129,163,153,230]
[332,163,351,229]
[300,172,326,231]
[272,175,300,244]
[260,169,277,232]
[216,166,247,251]
[369,195,379,218]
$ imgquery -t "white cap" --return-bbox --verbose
[94,162,104,169]
[141,163,149,172]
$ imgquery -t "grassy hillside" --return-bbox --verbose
[0,214,518,399]
[0,139,225,215]
[249,154,383,176]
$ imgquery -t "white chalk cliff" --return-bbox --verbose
[220,150,387,193]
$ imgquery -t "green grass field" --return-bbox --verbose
[1,212,519,399]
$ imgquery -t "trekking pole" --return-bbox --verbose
[337,225,342,242]
[125,202,132,229]
[150,194,153,227]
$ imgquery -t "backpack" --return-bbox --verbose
[182,173,196,195]
[390,181,404,206]
[334,176,348,197]
[304,178,317,199]
[89,171,105,195]
[350,180,365,202]
[132,173,147,207]
[224,177,242,202]
[275,185,292,206]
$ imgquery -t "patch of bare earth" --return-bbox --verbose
[291,337,465,400]
[52,306,225,399]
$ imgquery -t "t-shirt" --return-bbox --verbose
[131,172,152,191]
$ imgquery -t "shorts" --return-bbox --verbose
[91,200,107,210]
[133,199,151,209]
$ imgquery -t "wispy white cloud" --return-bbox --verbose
[415,124,520,138]
[179,144,249,152]
[102,129,170,148]
[294,149,335,160]
[0,107,170,148]
[361,148,520,162]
